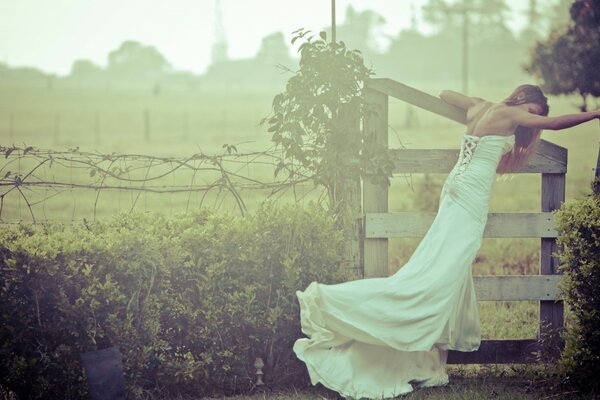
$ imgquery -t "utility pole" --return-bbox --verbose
[331,0,337,43]
[461,3,469,94]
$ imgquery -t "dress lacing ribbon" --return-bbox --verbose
[455,135,480,178]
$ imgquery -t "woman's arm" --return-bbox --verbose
[502,107,600,130]
[439,90,486,110]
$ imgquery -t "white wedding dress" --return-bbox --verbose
[293,133,516,399]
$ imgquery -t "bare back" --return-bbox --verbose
[465,101,516,137]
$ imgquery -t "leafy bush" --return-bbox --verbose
[0,202,356,399]
[554,188,600,394]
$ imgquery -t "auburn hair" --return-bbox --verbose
[496,84,550,175]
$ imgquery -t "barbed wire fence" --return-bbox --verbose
[0,143,326,224]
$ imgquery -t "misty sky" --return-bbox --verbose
[0,0,541,76]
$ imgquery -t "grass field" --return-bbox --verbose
[1,80,598,354]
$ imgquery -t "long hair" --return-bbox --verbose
[496,84,550,175]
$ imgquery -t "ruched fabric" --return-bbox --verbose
[293,133,515,399]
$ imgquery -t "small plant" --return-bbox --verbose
[262,28,395,211]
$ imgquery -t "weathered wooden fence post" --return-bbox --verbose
[94,111,101,145]
[362,87,389,278]
[540,168,566,359]
[144,109,151,142]
[337,103,362,277]
[594,139,600,194]
[9,114,14,143]
[54,112,61,145]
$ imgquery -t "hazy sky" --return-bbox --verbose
[0,0,539,76]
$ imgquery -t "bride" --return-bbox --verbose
[293,84,600,399]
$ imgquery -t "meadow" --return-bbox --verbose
[1,78,599,385]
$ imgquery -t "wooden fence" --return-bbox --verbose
[359,78,567,364]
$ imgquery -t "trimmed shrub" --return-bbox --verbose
[0,201,357,399]
[554,188,600,394]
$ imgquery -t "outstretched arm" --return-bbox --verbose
[439,90,486,110]
[502,107,600,130]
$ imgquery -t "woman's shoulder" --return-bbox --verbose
[466,100,493,121]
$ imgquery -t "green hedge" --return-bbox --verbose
[555,189,600,395]
[0,202,357,399]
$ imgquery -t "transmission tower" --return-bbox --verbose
[211,0,229,64]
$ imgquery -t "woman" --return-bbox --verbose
[441,85,599,175]
[293,84,599,399]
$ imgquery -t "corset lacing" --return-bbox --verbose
[455,135,480,178]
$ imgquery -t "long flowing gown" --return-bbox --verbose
[292,133,516,399]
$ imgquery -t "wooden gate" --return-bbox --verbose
[360,78,566,364]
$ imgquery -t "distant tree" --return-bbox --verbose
[255,32,292,65]
[0,63,49,85]
[423,0,510,34]
[70,59,102,79]
[570,0,600,26]
[422,0,462,32]
[323,5,386,59]
[106,41,171,80]
[526,0,600,111]
[519,0,544,45]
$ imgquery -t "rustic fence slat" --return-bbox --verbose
[366,212,558,238]
[473,275,562,301]
[366,78,466,124]
[540,173,566,360]
[389,149,566,174]
[447,339,539,364]
[363,88,389,278]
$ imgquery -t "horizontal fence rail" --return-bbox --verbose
[388,148,567,174]
[447,339,540,364]
[366,212,558,238]
[473,275,562,301]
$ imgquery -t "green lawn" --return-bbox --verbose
[199,373,589,400]
[197,364,595,400]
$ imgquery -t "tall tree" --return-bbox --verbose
[422,0,510,34]
[324,5,386,59]
[107,41,171,80]
[255,32,292,65]
[70,59,102,79]
[526,0,600,111]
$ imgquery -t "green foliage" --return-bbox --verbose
[0,202,356,399]
[554,188,600,394]
[525,0,600,111]
[262,29,395,206]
